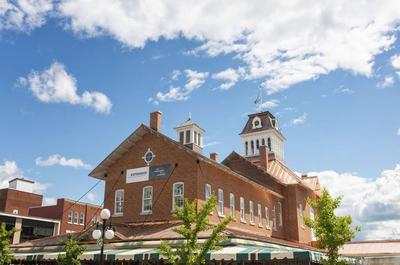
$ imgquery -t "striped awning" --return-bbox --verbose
[14,246,323,262]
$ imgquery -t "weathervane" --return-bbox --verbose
[254,84,264,110]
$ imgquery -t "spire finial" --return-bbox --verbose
[188,112,192,120]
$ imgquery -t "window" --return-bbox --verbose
[277,202,283,226]
[272,205,277,230]
[252,116,262,128]
[265,207,270,228]
[256,139,260,151]
[74,211,79,224]
[179,131,184,144]
[205,184,211,202]
[250,140,254,155]
[240,197,245,222]
[218,188,224,216]
[258,204,262,227]
[245,141,248,156]
[310,207,316,240]
[79,212,84,225]
[173,182,184,209]
[229,193,235,218]
[185,130,190,144]
[267,138,272,151]
[67,210,73,224]
[198,134,202,146]
[115,189,124,215]
[249,201,254,224]
[299,204,305,228]
[194,131,198,145]
[262,138,265,146]
[142,186,153,213]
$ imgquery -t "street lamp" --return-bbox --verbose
[92,209,115,265]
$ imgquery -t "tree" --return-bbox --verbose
[0,222,16,265]
[57,234,86,265]
[158,195,233,265]
[305,189,360,265]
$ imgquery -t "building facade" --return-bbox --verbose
[88,111,321,245]
[29,198,101,234]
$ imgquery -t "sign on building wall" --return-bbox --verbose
[126,164,172,183]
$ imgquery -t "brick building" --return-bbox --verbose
[29,198,101,234]
[87,110,321,245]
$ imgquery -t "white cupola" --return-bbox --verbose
[174,114,205,154]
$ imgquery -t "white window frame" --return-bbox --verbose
[217,188,224,217]
[240,197,245,223]
[299,203,305,228]
[67,210,73,224]
[277,202,283,227]
[205,184,211,201]
[272,205,277,231]
[73,211,79,224]
[79,212,84,225]
[249,201,254,224]
[142,186,153,214]
[310,207,317,240]
[229,193,235,219]
[265,206,270,228]
[114,189,124,215]
[257,204,262,227]
[172,182,184,210]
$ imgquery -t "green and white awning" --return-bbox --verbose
[14,246,323,262]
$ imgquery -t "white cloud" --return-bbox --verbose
[0,0,52,31]
[19,62,112,113]
[397,128,400,136]
[291,113,307,125]
[212,68,243,90]
[35,154,92,169]
[0,160,47,193]
[171,70,181,81]
[58,0,400,93]
[203,141,222,148]
[377,75,395,88]
[311,164,400,240]
[334,85,354,94]
[256,99,279,112]
[43,197,57,206]
[391,54,400,69]
[151,69,208,103]
[87,192,97,202]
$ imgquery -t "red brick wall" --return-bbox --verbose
[0,188,42,215]
[29,198,101,234]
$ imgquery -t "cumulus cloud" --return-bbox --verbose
[0,0,52,31]
[212,68,243,90]
[256,99,279,112]
[35,154,92,169]
[397,128,400,136]
[203,141,222,148]
[0,160,47,193]
[43,197,57,206]
[291,113,307,125]
[18,62,112,113]
[391,54,400,69]
[150,69,209,104]
[87,192,97,202]
[377,75,395,88]
[311,164,400,240]
[58,0,400,94]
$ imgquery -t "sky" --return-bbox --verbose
[0,0,400,240]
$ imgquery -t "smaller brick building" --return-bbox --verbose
[29,198,101,234]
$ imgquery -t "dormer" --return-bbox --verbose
[240,111,285,162]
[174,115,205,154]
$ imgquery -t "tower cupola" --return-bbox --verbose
[240,111,285,162]
[174,114,205,154]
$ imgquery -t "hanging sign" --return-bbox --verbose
[126,164,172,183]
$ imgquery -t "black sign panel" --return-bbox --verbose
[149,164,172,180]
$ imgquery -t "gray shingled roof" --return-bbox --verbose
[240,111,283,138]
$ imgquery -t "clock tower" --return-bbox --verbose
[240,111,285,162]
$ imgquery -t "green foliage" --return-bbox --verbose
[57,234,86,265]
[158,194,233,265]
[0,222,16,265]
[305,189,361,265]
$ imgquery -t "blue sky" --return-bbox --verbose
[1,0,400,239]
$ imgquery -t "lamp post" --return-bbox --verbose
[92,209,115,265]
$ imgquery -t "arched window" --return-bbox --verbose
[256,139,260,150]
[245,141,249,156]
[252,116,262,129]
[261,138,265,146]
[267,138,272,152]
[250,140,254,155]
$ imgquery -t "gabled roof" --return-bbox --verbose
[89,124,283,198]
[240,111,284,139]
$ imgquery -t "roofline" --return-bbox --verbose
[89,124,284,199]
[8,177,35,184]
[0,187,43,197]
[0,211,60,224]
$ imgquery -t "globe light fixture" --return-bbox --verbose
[100,208,111,220]
[104,229,115,240]
[92,229,102,240]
